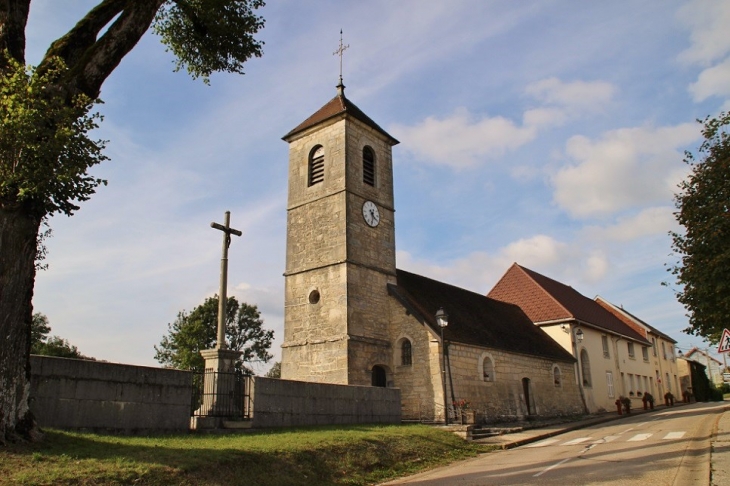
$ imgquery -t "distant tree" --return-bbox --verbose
[0,1,265,442]
[668,112,730,342]
[265,361,281,378]
[154,296,273,373]
[29,312,92,360]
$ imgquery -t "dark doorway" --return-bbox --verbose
[522,377,533,415]
[372,366,387,387]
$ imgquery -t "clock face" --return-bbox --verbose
[362,201,380,227]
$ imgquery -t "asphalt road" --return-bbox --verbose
[386,402,728,485]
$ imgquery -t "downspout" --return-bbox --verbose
[612,336,624,397]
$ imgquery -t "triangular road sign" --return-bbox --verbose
[719,328,730,353]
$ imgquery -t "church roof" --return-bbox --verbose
[488,263,651,345]
[282,85,399,144]
[388,269,576,363]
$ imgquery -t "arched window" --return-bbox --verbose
[362,146,375,186]
[553,365,561,387]
[483,356,494,382]
[401,339,412,366]
[580,349,592,387]
[308,145,324,186]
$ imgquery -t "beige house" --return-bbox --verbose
[595,297,680,399]
[683,348,724,386]
[488,263,670,413]
[279,83,584,422]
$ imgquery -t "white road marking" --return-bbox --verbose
[533,458,571,477]
[562,437,592,445]
[628,433,653,441]
[525,438,561,448]
[663,431,686,440]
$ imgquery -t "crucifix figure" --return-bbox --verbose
[333,29,349,87]
[210,211,242,349]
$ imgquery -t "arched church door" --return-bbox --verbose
[522,377,533,415]
[372,366,387,387]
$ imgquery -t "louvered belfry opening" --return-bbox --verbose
[309,145,324,186]
[363,146,375,186]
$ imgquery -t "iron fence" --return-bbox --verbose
[191,370,252,419]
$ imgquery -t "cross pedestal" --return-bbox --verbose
[197,348,243,415]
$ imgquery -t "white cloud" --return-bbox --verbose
[552,123,698,218]
[392,108,536,168]
[524,77,616,125]
[677,0,730,66]
[688,57,730,102]
[583,206,678,242]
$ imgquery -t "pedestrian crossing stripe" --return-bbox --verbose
[525,438,560,448]
[628,433,652,441]
[663,432,685,439]
[562,437,592,445]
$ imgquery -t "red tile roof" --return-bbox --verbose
[594,296,677,343]
[282,86,399,144]
[488,263,651,344]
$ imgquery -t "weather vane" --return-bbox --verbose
[333,29,349,85]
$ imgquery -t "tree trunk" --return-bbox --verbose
[0,205,41,443]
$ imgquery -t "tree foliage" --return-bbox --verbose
[669,112,730,342]
[265,361,281,378]
[30,312,93,359]
[0,0,265,443]
[154,295,273,373]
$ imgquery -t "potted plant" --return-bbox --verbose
[642,392,654,410]
[620,396,631,414]
[453,399,471,424]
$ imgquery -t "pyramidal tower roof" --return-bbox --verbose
[282,82,399,145]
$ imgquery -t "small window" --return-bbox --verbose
[606,371,615,398]
[661,342,667,360]
[362,146,375,186]
[553,366,562,387]
[482,356,495,382]
[628,342,635,358]
[401,339,412,366]
[602,335,610,358]
[652,337,657,357]
[308,145,324,186]
[642,346,649,362]
[580,349,592,387]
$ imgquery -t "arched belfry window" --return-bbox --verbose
[401,339,412,366]
[308,145,324,186]
[362,146,375,186]
[580,349,592,387]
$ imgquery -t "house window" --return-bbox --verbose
[602,335,610,358]
[606,371,615,398]
[401,339,412,366]
[628,342,635,359]
[553,366,561,387]
[661,342,667,360]
[580,349,592,387]
[308,145,324,186]
[483,356,495,382]
[642,346,649,362]
[666,372,672,391]
[652,337,657,357]
[629,374,635,396]
[362,146,375,186]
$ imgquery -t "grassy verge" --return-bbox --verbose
[0,424,492,485]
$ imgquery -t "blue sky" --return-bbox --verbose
[28,1,730,371]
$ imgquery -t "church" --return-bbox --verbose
[279,81,584,422]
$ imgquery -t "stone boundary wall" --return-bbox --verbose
[30,355,192,433]
[250,377,401,428]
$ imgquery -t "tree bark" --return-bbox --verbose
[0,204,41,443]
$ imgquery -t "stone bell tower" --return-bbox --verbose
[280,82,399,386]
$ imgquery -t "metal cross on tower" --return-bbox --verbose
[333,29,349,86]
[210,211,242,349]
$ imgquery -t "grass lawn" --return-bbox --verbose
[0,424,492,485]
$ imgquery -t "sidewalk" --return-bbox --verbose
[712,407,730,486]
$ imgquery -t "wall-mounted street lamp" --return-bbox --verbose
[436,307,449,425]
[575,328,584,343]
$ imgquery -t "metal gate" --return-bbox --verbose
[191,370,252,419]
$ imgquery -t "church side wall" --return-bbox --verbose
[387,300,441,421]
[445,343,584,423]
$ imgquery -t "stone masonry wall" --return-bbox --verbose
[29,355,192,433]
